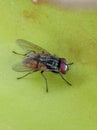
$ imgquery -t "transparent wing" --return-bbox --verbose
[16,39,49,54]
[12,62,36,72]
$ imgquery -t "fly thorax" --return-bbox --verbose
[40,55,59,69]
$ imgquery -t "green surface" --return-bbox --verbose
[0,0,97,130]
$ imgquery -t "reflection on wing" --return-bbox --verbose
[16,39,49,54]
[12,62,33,72]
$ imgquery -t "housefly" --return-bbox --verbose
[12,39,73,92]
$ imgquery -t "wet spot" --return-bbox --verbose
[70,47,82,62]
[23,10,38,21]
[69,42,97,68]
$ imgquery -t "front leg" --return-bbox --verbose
[52,70,72,86]
[59,72,72,86]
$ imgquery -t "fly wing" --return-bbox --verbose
[16,39,50,54]
[12,62,37,72]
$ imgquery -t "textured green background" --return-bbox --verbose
[0,0,97,130]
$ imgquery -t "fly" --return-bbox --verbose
[12,39,73,92]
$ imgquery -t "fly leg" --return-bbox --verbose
[12,50,36,56]
[12,51,27,56]
[59,72,72,86]
[17,72,33,79]
[67,62,74,65]
[52,71,72,86]
[41,71,48,92]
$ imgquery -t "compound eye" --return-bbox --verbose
[64,64,68,71]
[59,58,69,74]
